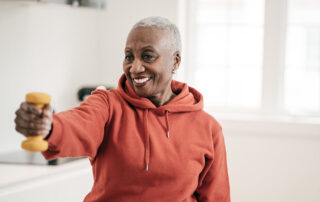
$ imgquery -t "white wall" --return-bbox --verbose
[0,2,104,152]
[0,0,180,151]
[226,134,320,202]
[220,119,320,202]
[98,0,180,85]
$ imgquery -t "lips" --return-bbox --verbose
[132,76,152,87]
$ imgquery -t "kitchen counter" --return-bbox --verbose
[0,158,93,202]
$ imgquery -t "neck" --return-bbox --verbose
[148,86,176,107]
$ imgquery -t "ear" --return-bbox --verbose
[172,51,181,72]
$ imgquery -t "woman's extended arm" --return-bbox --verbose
[41,89,110,161]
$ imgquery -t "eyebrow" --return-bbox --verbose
[141,46,155,51]
[125,46,156,52]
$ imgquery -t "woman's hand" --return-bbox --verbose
[14,102,53,137]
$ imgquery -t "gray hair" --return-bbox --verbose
[132,16,182,53]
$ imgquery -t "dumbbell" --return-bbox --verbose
[21,92,51,152]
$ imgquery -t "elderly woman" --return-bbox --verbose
[15,17,230,202]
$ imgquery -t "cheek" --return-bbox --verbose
[152,68,171,84]
[161,64,173,78]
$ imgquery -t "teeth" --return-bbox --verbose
[134,77,150,84]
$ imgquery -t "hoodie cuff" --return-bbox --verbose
[41,115,62,160]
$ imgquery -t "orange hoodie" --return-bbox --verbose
[42,74,230,202]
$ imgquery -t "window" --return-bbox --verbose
[284,0,320,116]
[183,0,320,118]
[193,0,264,110]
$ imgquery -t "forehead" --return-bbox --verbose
[125,27,171,50]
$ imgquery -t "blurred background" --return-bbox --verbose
[0,0,319,201]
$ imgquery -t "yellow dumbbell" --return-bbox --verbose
[21,92,51,152]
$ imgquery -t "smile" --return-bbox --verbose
[132,77,152,87]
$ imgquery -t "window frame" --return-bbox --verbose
[178,0,320,121]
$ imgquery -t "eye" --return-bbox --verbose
[142,54,155,62]
[125,55,133,62]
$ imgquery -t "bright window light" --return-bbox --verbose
[194,0,265,109]
[284,0,320,114]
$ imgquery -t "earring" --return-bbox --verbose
[172,69,176,74]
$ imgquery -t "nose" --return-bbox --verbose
[130,59,145,74]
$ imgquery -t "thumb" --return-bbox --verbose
[43,103,53,112]
[42,104,53,118]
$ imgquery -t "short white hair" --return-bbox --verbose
[132,16,182,53]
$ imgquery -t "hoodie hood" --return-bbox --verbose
[116,74,204,171]
[117,74,203,113]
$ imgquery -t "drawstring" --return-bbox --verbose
[143,109,150,171]
[143,109,171,172]
[165,110,170,138]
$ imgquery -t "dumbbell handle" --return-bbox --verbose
[21,93,51,152]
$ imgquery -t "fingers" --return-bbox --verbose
[15,125,50,136]
[15,108,40,122]
[15,102,53,137]
[20,102,42,115]
[15,117,52,136]
[14,116,51,130]
[15,102,53,120]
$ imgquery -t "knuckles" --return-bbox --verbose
[14,104,53,136]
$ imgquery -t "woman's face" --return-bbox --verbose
[123,27,180,98]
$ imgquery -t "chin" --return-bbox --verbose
[134,88,151,98]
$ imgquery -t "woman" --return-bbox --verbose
[15,17,230,202]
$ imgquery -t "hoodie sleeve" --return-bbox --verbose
[195,127,231,202]
[42,89,110,161]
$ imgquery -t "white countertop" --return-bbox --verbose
[0,158,92,196]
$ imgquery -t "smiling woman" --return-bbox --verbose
[123,19,181,106]
[14,16,230,202]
